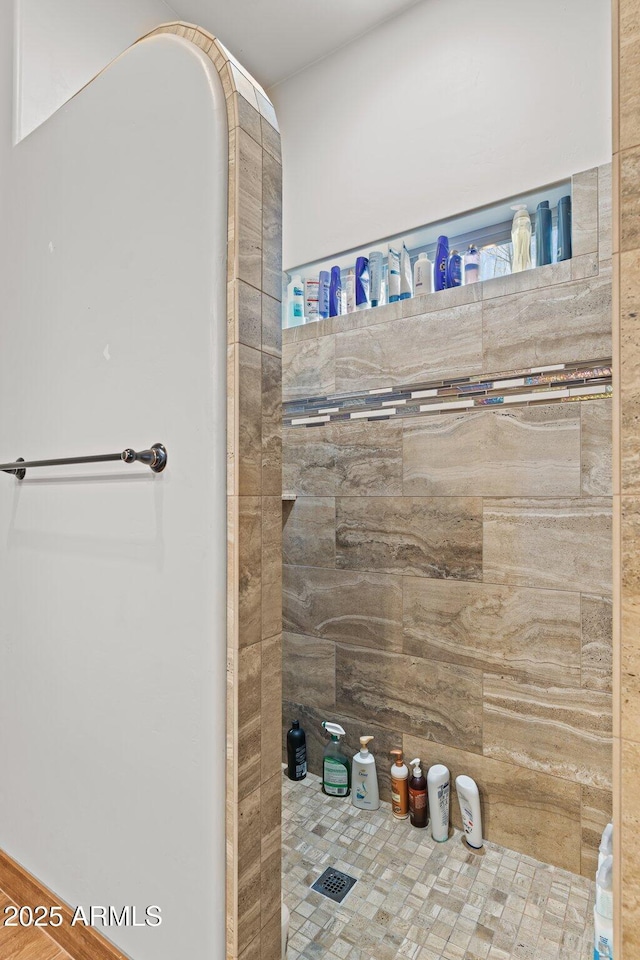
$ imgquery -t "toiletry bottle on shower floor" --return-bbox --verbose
[390,749,409,819]
[352,736,379,810]
[321,721,350,797]
[286,720,307,781]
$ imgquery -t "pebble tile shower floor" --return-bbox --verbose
[283,773,594,960]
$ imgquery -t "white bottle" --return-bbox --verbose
[287,274,305,327]
[594,855,614,959]
[352,735,380,810]
[598,822,613,871]
[304,278,319,322]
[455,775,483,849]
[427,764,450,842]
[345,269,356,314]
[413,252,433,296]
[511,205,532,273]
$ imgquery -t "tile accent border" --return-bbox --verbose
[284,360,612,427]
[143,23,282,960]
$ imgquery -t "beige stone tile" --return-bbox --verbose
[403,578,581,685]
[620,145,640,252]
[281,700,403,802]
[571,168,599,257]
[482,260,572,300]
[621,496,640,742]
[283,564,403,651]
[483,498,612,594]
[261,116,282,163]
[261,634,282,784]
[336,496,483,580]
[236,128,262,288]
[620,249,640,491]
[598,163,613,262]
[228,91,262,144]
[571,253,600,281]
[283,421,338,496]
[190,27,214,54]
[403,406,581,498]
[334,303,483,393]
[228,62,259,109]
[482,273,611,371]
[262,293,282,359]
[239,496,262,647]
[333,419,403,496]
[238,344,262,495]
[259,904,282,960]
[227,345,238,494]
[483,674,612,789]
[336,644,483,751]
[282,336,335,402]
[261,353,281,496]
[229,278,262,349]
[238,786,262,953]
[262,149,282,302]
[581,784,613,878]
[283,632,335,709]
[401,281,481,317]
[282,496,335,567]
[238,643,262,802]
[581,400,613,496]
[620,5,640,151]
[404,734,583,873]
[581,594,613,693]
[621,737,640,954]
[261,497,282,642]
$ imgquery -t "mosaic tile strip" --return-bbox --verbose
[284,360,612,428]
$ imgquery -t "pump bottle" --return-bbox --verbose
[352,736,380,810]
[390,749,409,820]
[321,721,350,797]
[408,759,428,828]
[511,205,532,273]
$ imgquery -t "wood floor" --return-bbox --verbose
[0,890,73,960]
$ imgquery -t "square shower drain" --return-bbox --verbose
[311,867,357,903]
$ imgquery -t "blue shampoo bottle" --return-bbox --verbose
[536,201,552,266]
[318,270,330,319]
[329,266,342,317]
[434,236,449,291]
[446,249,462,288]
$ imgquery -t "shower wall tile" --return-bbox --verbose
[581,594,613,693]
[238,500,262,650]
[403,405,581,498]
[481,258,573,300]
[403,734,583,874]
[261,497,282,642]
[483,674,612,789]
[238,343,262,495]
[260,773,282,931]
[333,420,403,496]
[581,399,613,495]
[282,336,335,402]
[238,642,262,802]
[336,644,484,751]
[229,278,262,349]
[237,785,262,950]
[620,145,640,252]
[621,738,640,956]
[261,352,281,496]
[482,273,611,371]
[283,564,403,651]
[599,162,613,262]
[334,302,483,392]
[282,632,335,709]
[581,784,614,878]
[235,128,262,289]
[336,496,483,580]
[621,496,640,743]
[261,634,282,785]
[571,167,599,257]
[282,497,335,568]
[620,5,640,152]
[262,148,282,302]
[262,293,282,358]
[283,422,338,496]
[403,578,582,685]
[620,248,640,492]
[483,498,612,594]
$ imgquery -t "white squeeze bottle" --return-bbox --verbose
[594,855,614,959]
[427,764,450,842]
[598,822,613,871]
[511,205,532,273]
[413,252,433,295]
[287,274,305,327]
[351,736,380,810]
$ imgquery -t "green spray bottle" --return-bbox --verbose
[321,722,350,797]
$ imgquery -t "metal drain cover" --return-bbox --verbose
[311,867,357,903]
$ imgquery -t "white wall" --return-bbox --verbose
[15,0,176,140]
[271,0,612,269]
[0,27,228,960]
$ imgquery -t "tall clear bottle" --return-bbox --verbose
[511,205,532,273]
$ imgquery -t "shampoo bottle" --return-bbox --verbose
[390,749,409,820]
[434,236,449,291]
[286,720,307,781]
[388,247,401,302]
[321,721,350,797]
[408,758,428,828]
[400,243,413,300]
[369,250,384,306]
[287,275,305,327]
[355,256,370,309]
[535,200,552,267]
[413,252,433,296]
[329,266,343,317]
[464,245,480,284]
[557,195,572,262]
[594,855,614,959]
[455,775,483,849]
[304,278,319,322]
[446,249,462,288]
[427,764,450,842]
[352,735,380,810]
[511,205,532,273]
[318,270,330,319]
[345,269,356,314]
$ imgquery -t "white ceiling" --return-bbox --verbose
[166,0,421,89]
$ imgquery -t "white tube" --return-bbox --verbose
[400,242,413,300]
[427,764,450,842]
[455,775,483,849]
[388,246,400,302]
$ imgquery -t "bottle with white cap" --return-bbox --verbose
[408,759,428,828]
[598,822,613,871]
[351,735,379,810]
[594,854,614,959]
[427,764,450,842]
